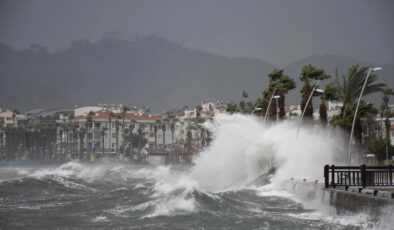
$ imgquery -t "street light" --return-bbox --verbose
[296,80,323,138]
[273,95,281,123]
[347,66,382,165]
[264,88,277,122]
[251,107,262,114]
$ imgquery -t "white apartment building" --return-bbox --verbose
[57,109,191,154]
[0,110,26,127]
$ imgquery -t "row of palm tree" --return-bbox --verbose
[227,64,390,158]
[1,123,58,160]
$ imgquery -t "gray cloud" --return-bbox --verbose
[0,0,393,66]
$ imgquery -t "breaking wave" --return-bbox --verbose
[0,114,388,229]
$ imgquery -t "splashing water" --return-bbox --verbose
[0,114,388,229]
[191,113,344,191]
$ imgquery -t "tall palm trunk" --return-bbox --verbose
[154,125,158,153]
[108,120,112,152]
[260,99,268,117]
[384,117,391,145]
[101,130,105,158]
[116,125,119,155]
[319,100,328,126]
[301,83,313,119]
[171,125,175,162]
[59,130,63,154]
[137,128,142,160]
[278,89,286,119]
[354,116,362,144]
[162,124,166,152]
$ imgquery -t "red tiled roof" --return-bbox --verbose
[75,110,163,121]
[390,124,394,130]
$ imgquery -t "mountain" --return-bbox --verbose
[1,35,392,112]
[283,54,394,106]
[0,35,276,112]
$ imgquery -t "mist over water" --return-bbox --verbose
[0,114,386,229]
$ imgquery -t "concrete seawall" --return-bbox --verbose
[283,180,394,217]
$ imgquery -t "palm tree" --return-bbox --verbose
[271,70,296,119]
[101,126,107,158]
[319,83,340,126]
[154,120,161,153]
[319,99,328,125]
[170,122,175,162]
[300,64,330,119]
[0,120,4,159]
[381,87,394,144]
[121,105,129,129]
[78,127,86,159]
[260,69,296,120]
[332,66,385,111]
[59,125,64,154]
[331,65,386,140]
[108,111,115,153]
[162,123,166,152]
[67,114,76,157]
[65,123,70,155]
[86,111,94,158]
[115,119,120,155]
[185,129,192,162]
[129,120,136,158]
[137,124,144,160]
[71,122,79,158]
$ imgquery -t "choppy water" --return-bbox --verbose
[0,162,378,230]
[0,114,392,229]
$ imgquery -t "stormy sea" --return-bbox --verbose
[0,114,392,229]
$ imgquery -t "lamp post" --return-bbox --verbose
[296,80,323,138]
[251,107,262,114]
[264,88,277,122]
[273,95,281,123]
[347,66,382,165]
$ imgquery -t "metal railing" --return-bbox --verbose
[324,164,393,188]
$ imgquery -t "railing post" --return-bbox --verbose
[390,164,393,186]
[324,165,329,188]
[361,164,366,188]
[331,165,335,188]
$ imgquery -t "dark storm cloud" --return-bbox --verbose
[0,0,393,66]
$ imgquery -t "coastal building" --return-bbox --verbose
[0,110,26,127]
[286,105,301,120]
[59,110,164,155]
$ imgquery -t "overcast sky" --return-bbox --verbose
[1,0,393,66]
